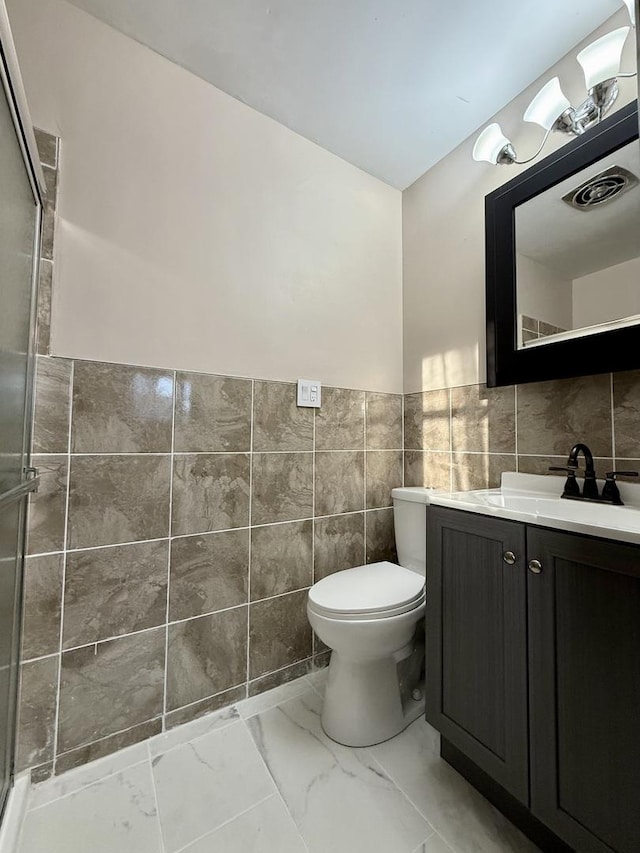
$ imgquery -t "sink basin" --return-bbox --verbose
[429,472,640,544]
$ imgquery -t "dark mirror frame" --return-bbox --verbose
[485,99,639,388]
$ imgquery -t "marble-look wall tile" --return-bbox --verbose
[404,450,450,490]
[366,393,403,450]
[30,763,54,785]
[34,128,58,168]
[172,453,250,536]
[249,590,311,679]
[613,459,640,482]
[366,450,403,509]
[15,656,59,771]
[58,628,165,752]
[313,512,365,581]
[174,373,252,452]
[451,453,516,491]
[36,261,52,355]
[68,455,171,548]
[165,685,246,730]
[170,529,249,621]
[252,381,313,451]
[315,387,364,451]
[32,357,72,453]
[55,719,162,776]
[166,607,247,711]
[248,658,312,697]
[27,455,68,555]
[517,374,612,457]
[451,384,515,453]
[404,390,450,451]
[72,361,173,453]
[366,508,397,564]
[63,540,169,648]
[21,554,63,660]
[315,451,364,516]
[250,520,312,600]
[251,453,313,525]
[613,371,640,459]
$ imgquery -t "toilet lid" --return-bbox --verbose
[308,562,425,619]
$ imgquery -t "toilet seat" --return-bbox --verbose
[308,561,425,621]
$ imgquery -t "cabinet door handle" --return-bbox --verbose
[528,559,543,574]
[503,551,517,565]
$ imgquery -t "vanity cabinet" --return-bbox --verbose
[426,506,640,853]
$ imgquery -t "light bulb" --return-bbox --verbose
[472,123,512,164]
[622,0,636,27]
[524,78,571,130]
[577,27,630,89]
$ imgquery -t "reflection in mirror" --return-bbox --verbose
[516,138,640,348]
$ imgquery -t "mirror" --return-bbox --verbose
[485,100,640,387]
[516,139,640,349]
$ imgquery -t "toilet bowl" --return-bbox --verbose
[307,487,432,747]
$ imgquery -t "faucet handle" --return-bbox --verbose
[601,471,638,505]
[548,465,580,497]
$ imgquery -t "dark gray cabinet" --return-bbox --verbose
[426,506,640,853]
[425,507,529,804]
[528,528,640,853]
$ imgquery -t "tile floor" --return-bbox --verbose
[17,670,538,853]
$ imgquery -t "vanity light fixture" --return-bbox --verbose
[473,5,637,165]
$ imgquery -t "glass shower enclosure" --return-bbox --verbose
[0,2,46,822]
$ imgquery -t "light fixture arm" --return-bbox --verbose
[501,127,553,165]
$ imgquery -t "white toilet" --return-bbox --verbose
[307,486,431,747]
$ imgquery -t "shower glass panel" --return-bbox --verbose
[0,31,42,818]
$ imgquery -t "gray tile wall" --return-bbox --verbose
[18,129,404,783]
[404,374,640,490]
[21,362,403,781]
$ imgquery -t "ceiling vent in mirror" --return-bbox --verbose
[562,165,639,211]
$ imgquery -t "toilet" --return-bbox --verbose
[307,486,431,747]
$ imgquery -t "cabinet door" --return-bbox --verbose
[426,507,529,804]
[528,528,640,853]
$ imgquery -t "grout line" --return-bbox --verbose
[51,357,74,772]
[311,406,316,589]
[162,371,177,725]
[246,380,254,690]
[171,794,278,853]
[367,750,438,838]
[514,384,519,470]
[145,742,167,853]
[610,372,616,462]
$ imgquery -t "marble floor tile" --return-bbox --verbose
[414,833,456,853]
[369,719,537,853]
[181,794,307,852]
[19,762,162,853]
[151,720,276,852]
[246,690,432,853]
[29,742,149,810]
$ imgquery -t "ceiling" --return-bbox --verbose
[65,0,624,189]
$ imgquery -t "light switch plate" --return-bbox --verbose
[297,379,322,408]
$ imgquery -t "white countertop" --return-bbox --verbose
[427,472,640,546]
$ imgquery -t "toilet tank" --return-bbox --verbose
[391,487,432,576]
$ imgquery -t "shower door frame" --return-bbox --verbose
[0,0,47,820]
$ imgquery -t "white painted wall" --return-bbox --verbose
[573,255,640,328]
[7,0,403,393]
[402,9,636,393]
[516,254,573,331]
